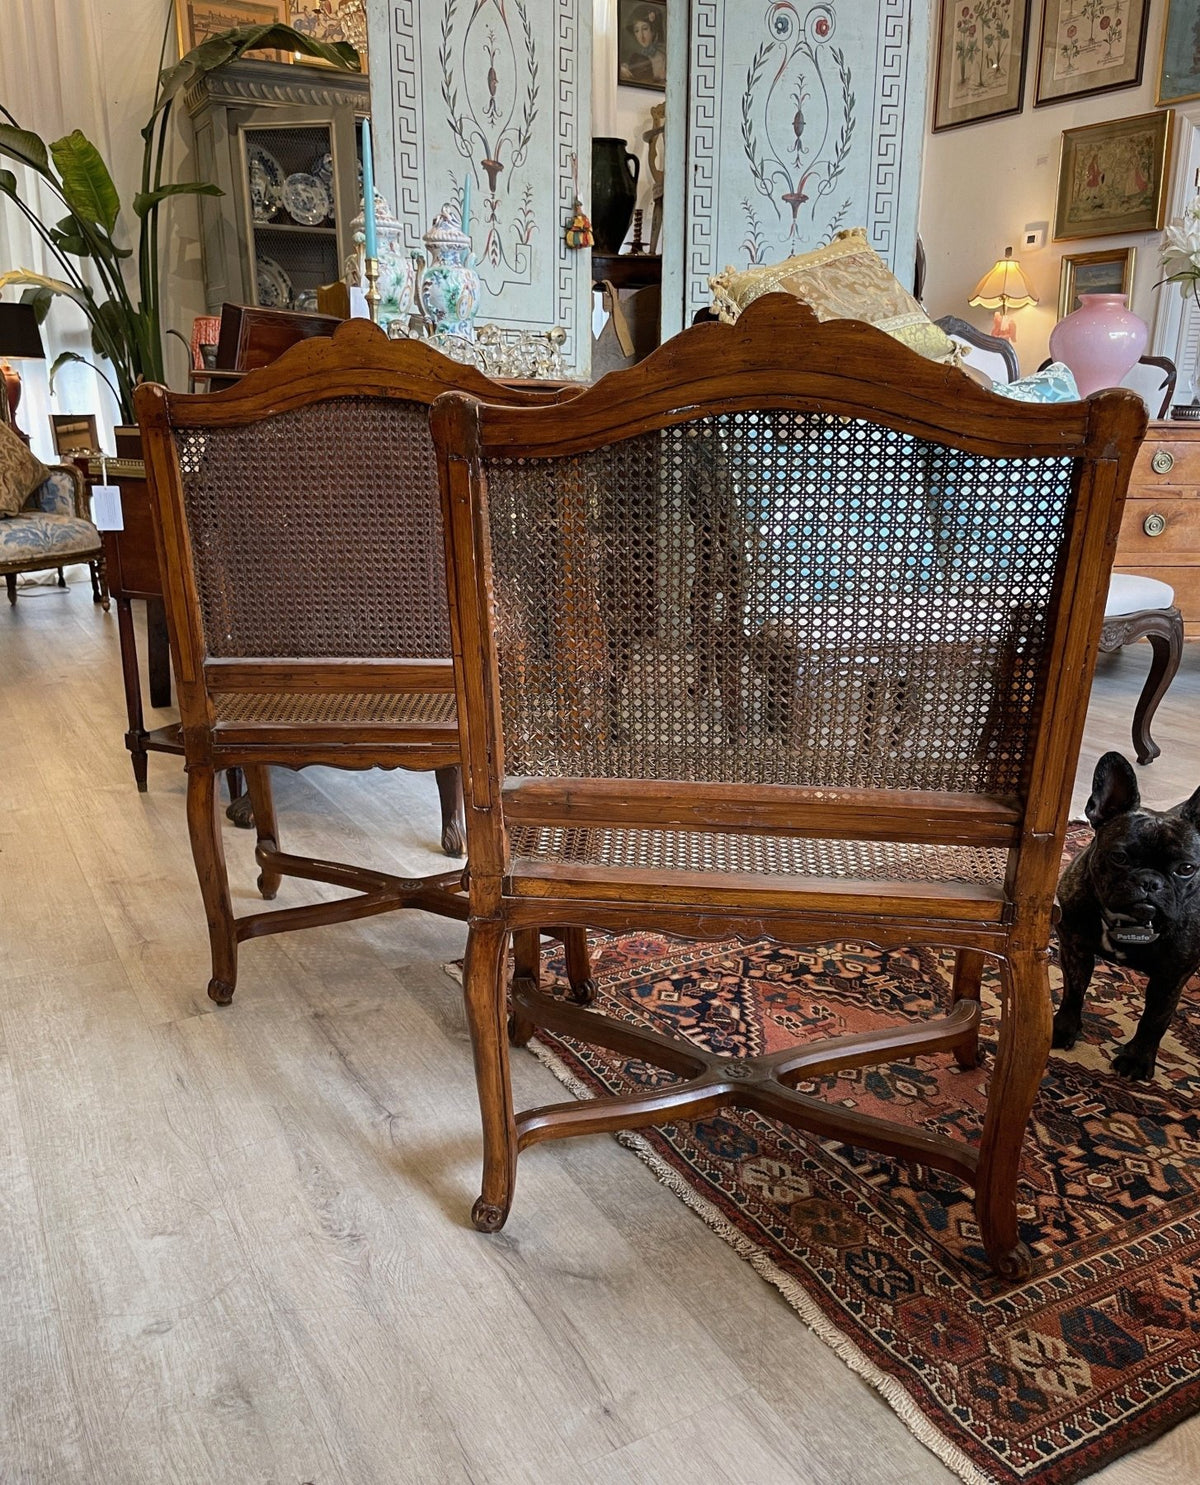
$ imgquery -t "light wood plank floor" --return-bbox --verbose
[2,579,1198,1484]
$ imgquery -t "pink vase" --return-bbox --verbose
[1048,292,1148,397]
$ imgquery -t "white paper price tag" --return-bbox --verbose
[90,485,124,531]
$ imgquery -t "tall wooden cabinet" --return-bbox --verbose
[1118,421,1200,638]
[184,59,370,313]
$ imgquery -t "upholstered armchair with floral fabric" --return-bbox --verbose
[1,462,108,607]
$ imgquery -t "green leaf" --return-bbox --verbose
[0,268,86,304]
[89,299,129,359]
[49,213,130,259]
[49,130,121,233]
[19,286,54,324]
[48,349,122,407]
[0,168,16,196]
[132,181,222,217]
[0,123,50,175]
[155,24,358,115]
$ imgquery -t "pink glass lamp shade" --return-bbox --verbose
[1048,293,1148,398]
[968,246,1037,343]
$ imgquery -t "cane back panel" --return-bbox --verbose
[482,411,1079,796]
[172,396,449,659]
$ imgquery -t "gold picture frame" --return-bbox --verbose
[287,0,368,70]
[1054,109,1174,241]
[1057,246,1137,319]
[175,0,287,59]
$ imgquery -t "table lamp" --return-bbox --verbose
[968,247,1037,344]
[0,302,46,444]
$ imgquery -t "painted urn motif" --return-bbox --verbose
[414,204,481,342]
[350,190,414,329]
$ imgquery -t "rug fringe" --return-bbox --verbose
[524,1035,999,1485]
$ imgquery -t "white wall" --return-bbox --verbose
[920,4,1172,376]
[0,0,206,456]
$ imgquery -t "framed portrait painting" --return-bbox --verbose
[1057,246,1137,318]
[1158,0,1200,105]
[1035,0,1149,107]
[932,0,1032,132]
[1054,110,1175,240]
[617,0,667,92]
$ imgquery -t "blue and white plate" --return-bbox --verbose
[311,150,334,191]
[247,143,285,222]
[283,172,331,226]
[255,254,293,308]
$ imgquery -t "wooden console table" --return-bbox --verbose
[1118,420,1200,637]
[82,443,247,819]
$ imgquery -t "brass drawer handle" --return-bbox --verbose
[1143,511,1168,537]
[1151,449,1175,474]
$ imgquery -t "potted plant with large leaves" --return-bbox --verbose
[0,24,358,423]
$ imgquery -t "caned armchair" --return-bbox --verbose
[135,319,593,1007]
[432,294,1146,1279]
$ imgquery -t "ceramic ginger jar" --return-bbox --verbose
[414,204,480,341]
[350,189,414,329]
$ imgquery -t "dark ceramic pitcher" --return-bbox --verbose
[591,137,640,253]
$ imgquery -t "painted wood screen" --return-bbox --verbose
[677,1,929,323]
[365,0,592,373]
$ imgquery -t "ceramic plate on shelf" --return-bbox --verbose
[255,254,293,308]
[247,143,285,222]
[282,172,330,226]
[294,290,319,312]
[311,150,334,191]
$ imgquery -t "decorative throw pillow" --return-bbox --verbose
[989,362,1080,403]
[708,227,958,364]
[0,419,50,517]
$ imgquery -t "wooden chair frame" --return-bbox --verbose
[136,320,591,1007]
[432,296,1147,1280]
[934,314,1020,384]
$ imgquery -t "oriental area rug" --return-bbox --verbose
[497,829,1200,1485]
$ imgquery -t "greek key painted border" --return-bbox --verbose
[868,0,906,264]
[686,0,720,317]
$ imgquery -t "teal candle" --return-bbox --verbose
[361,118,378,260]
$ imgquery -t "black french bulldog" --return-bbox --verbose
[1052,752,1200,1081]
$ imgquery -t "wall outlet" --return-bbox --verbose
[1022,223,1048,251]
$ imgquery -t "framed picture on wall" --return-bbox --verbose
[1057,246,1137,318]
[931,0,1033,132]
[617,0,667,92]
[1035,0,1150,107]
[288,0,368,70]
[1158,0,1200,105]
[1053,110,1175,240]
[175,0,285,56]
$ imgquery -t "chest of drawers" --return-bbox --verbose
[1118,421,1200,637]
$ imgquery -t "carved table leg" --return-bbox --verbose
[1131,612,1183,766]
[115,594,149,791]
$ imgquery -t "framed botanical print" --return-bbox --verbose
[1158,0,1200,105]
[1057,246,1137,318]
[932,0,1033,132]
[1054,110,1175,240]
[1035,0,1150,107]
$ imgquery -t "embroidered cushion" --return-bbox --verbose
[989,362,1080,403]
[27,467,79,517]
[708,228,957,364]
[0,511,101,563]
[0,419,50,517]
